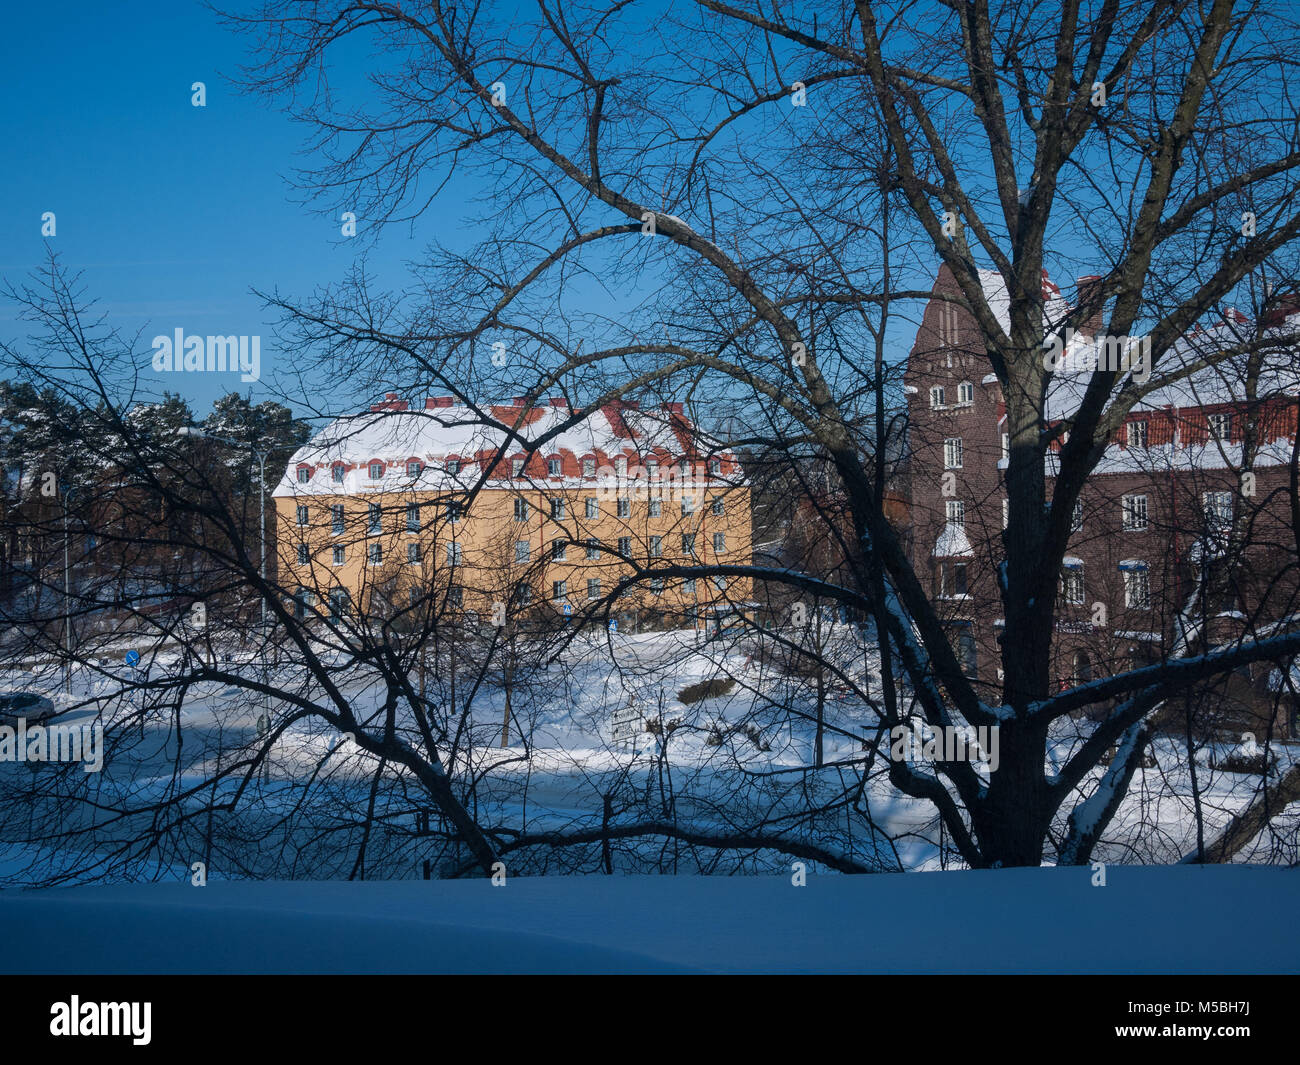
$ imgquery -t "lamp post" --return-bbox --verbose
[176,426,273,728]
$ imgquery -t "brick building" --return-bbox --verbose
[905,265,1300,734]
[272,395,752,630]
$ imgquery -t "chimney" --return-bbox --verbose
[370,392,409,412]
[425,396,455,409]
[549,396,568,408]
[662,402,684,415]
[1075,276,1106,337]
[1261,285,1300,328]
[511,396,529,407]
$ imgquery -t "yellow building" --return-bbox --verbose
[272,396,753,630]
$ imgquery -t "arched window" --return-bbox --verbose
[957,381,974,405]
[296,465,312,484]
[369,461,385,480]
[1073,650,1092,685]
[929,385,946,409]
[331,463,346,483]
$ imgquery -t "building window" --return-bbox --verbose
[679,458,691,476]
[297,466,311,484]
[587,578,601,600]
[945,499,965,526]
[957,381,974,405]
[407,542,421,564]
[1073,651,1093,685]
[708,458,722,475]
[681,495,696,516]
[618,536,632,557]
[1208,412,1231,442]
[585,497,598,519]
[650,535,662,558]
[1122,563,1151,609]
[713,532,726,554]
[368,503,382,533]
[514,582,532,606]
[1127,420,1148,448]
[616,457,628,478]
[711,496,724,516]
[512,458,525,478]
[297,544,310,565]
[547,456,562,477]
[332,464,346,483]
[552,580,567,600]
[406,503,420,532]
[550,497,565,519]
[929,386,946,409]
[446,500,464,523]
[369,462,384,480]
[944,438,963,469]
[650,577,664,595]
[407,460,422,478]
[714,575,727,591]
[1001,433,1010,461]
[649,498,661,517]
[582,457,596,478]
[331,504,345,535]
[1203,490,1233,533]
[1122,494,1148,531]
[586,538,600,560]
[939,561,968,597]
[551,540,567,561]
[683,578,696,596]
[368,543,382,565]
[647,459,659,478]
[446,542,463,566]
[446,458,461,475]
[617,497,630,518]
[296,505,309,526]
[329,588,350,620]
[1002,499,1009,529]
[954,622,977,677]
[449,584,463,608]
[1061,562,1085,605]
[332,545,345,565]
[682,533,696,556]
[514,498,530,522]
[1071,499,1083,533]
[515,541,530,564]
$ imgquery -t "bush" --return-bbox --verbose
[677,676,736,704]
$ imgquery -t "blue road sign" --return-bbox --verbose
[124,650,140,667]
[563,603,572,617]
[608,618,618,632]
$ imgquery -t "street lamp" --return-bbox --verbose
[176,425,275,737]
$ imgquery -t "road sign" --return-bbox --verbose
[609,705,641,750]
[124,650,140,668]
[608,618,618,632]
[563,603,572,618]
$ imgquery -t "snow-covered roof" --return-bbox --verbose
[933,522,973,558]
[272,400,744,497]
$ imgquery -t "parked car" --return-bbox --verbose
[0,691,57,728]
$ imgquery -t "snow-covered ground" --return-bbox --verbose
[1,866,1295,973]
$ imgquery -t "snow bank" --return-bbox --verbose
[1,866,1294,974]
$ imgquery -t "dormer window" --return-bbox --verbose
[929,386,946,409]
[957,381,974,405]
[332,464,346,483]
[646,459,659,478]
[446,458,461,475]
[708,458,722,475]
[582,457,596,478]
[547,456,562,477]
[512,458,525,478]
[616,456,628,477]
[296,466,311,484]
[369,461,384,480]
[407,460,422,478]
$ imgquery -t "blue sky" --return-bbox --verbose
[0,0,420,416]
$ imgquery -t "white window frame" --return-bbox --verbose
[1122,494,1148,532]
[944,437,963,469]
